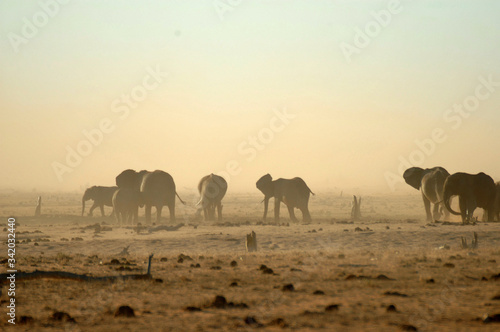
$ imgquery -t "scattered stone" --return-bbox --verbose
[190,263,201,268]
[387,304,397,312]
[178,254,193,261]
[376,274,395,280]
[230,260,238,267]
[259,264,268,270]
[60,238,69,241]
[439,244,450,250]
[443,263,455,268]
[338,254,345,259]
[155,278,163,283]
[282,284,294,291]
[185,306,202,312]
[268,317,288,327]
[114,305,135,317]
[399,324,417,331]
[325,304,340,312]
[313,290,325,295]
[230,282,238,287]
[384,291,408,297]
[262,267,274,274]
[491,295,500,300]
[71,237,83,241]
[34,243,39,246]
[18,315,34,324]
[290,267,302,272]
[178,257,184,263]
[109,258,120,265]
[491,273,500,280]
[244,316,262,326]
[160,257,168,262]
[426,278,435,283]
[210,266,221,270]
[51,311,76,322]
[483,313,500,323]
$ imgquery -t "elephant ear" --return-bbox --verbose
[403,167,424,190]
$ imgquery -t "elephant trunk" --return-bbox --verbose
[443,189,460,216]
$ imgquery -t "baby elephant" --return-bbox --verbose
[112,188,144,225]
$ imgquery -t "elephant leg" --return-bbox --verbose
[169,203,175,222]
[302,207,312,222]
[263,198,269,221]
[217,203,223,221]
[274,199,281,222]
[422,195,432,222]
[145,205,152,224]
[156,205,163,223]
[100,205,105,217]
[287,205,298,222]
[89,202,98,217]
[459,197,467,223]
[203,208,208,221]
[432,203,441,221]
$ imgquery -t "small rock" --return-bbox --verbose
[282,284,294,291]
[439,244,450,250]
[230,260,238,267]
[160,257,168,262]
[483,313,500,323]
[262,267,274,274]
[18,315,34,324]
[399,324,417,331]
[325,304,340,312]
[387,304,397,312]
[313,290,325,295]
[443,263,455,268]
[268,317,288,327]
[230,282,238,287]
[185,306,202,312]
[212,295,227,308]
[244,316,261,326]
[114,305,135,317]
[51,311,75,322]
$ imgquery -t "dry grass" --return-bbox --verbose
[1,192,500,331]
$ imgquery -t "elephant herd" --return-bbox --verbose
[81,167,499,225]
[82,170,315,225]
[403,167,500,224]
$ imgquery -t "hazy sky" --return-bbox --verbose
[1,0,499,194]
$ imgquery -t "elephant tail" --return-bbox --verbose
[176,192,186,205]
[443,194,460,216]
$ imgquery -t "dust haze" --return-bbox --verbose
[1,1,500,194]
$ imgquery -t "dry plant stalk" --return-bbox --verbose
[246,231,257,252]
[351,195,362,220]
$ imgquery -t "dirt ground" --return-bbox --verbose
[1,191,500,331]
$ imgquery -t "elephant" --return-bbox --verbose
[196,174,228,221]
[140,170,186,224]
[112,188,144,225]
[81,186,118,217]
[490,182,500,221]
[443,172,496,224]
[116,169,186,223]
[256,174,314,222]
[403,166,450,221]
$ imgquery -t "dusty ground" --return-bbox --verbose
[1,191,500,331]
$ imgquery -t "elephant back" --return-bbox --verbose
[474,172,496,208]
[140,170,176,204]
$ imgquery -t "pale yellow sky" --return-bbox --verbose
[1,0,499,194]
